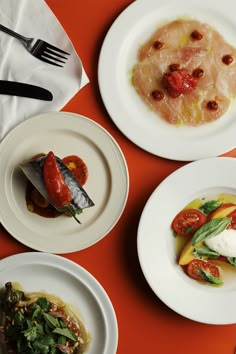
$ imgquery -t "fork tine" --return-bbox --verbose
[45,43,70,56]
[44,47,68,60]
[42,52,66,64]
[37,56,64,67]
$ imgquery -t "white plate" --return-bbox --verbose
[0,112,129,253]
[98,0,236,161]
[0,252,118,354]
[137,157,236,324]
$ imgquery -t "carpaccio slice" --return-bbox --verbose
[132,19,236,126]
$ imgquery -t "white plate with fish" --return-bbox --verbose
[0,252,118,354]
[0,112,129,253]
[137,157,236,324]
[98,0,236,161]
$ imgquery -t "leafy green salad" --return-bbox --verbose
[0,282,90,354]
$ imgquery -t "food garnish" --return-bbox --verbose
[172,193,236,286]
[0,282,90,354]
[20,151,94,223]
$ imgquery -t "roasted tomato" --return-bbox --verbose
[171,209,207,236]
[62,155,88,186]
[187,259,220,281]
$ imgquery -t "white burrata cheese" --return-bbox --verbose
[205,229,236,257]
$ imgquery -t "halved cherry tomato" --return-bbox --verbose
[187,259,220,281]
[171,209,207,236]
[62,155,88,186]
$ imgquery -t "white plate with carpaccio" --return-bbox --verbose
[98,0,236,161]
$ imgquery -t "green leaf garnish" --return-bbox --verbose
[227,257,236,267]
[193,245,220,259]
[42,313,61,329]
[199,200,222,215]
[53,327,78,341]
[192,217,231,246]
[198,267,222,285]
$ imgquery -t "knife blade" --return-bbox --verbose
[0,81,53,101]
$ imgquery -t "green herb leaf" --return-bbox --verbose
[37,297,51,311]
[22,321,44,342]
[57,335,67,345]
[30,303,42,320]
[53,327,78,341]
[199,200,222,215]
[198,267,223,285]
[193,245,220,259]
[192,217,231,246]
[43,313,60,329]
[227,257,236,267]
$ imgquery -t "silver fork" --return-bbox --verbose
[0,24,70,67]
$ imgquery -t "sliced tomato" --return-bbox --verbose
[62,155,88,186]
[187,259,220,281]
[227,209,236,229]
[171,209,207,236]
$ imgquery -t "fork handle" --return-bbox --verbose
[0,24,32,46]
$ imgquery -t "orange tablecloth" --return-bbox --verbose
[1,1,236,353]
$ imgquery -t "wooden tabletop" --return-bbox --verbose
[1,1,236,353]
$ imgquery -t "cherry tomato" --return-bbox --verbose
[187,259,220,281]
[171,209,207,236]
[62,155,88,186]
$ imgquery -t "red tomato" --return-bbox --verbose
[187,259,220,281]
[171,209,207,236]
[227,209,236,229]
[62,155,88,186]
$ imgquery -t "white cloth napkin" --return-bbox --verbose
[0,0,89,140]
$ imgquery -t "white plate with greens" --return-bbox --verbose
[0,252,118,354]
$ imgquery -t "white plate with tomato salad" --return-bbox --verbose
[137,157,236,324]
[0,112,129,253]
[98,0,236,160]
[0,252,118,354]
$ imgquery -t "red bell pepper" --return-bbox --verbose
[43,151,72,208]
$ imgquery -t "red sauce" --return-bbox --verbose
[206,100,218,111]
[153,40,164,50]
[25,154,88,219]
[26,182,60,218]
[169,63,180,72]
[151,90,164,101]
[62,155,88,186]
[222,54,233,65]
[191,30,203,41]
[192,68,204,78]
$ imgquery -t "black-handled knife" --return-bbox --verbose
[0,81,53,101]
